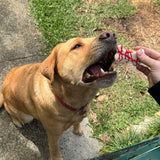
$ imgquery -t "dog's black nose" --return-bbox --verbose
[99,31,117,42]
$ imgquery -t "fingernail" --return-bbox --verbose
[137,49,145,56]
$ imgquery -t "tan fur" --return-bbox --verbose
[0,92,4,108]
[0,33,116,160]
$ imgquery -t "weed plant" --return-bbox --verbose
[105,128,145,152]
[103,116,160,152]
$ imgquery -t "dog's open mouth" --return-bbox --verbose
[82,50,117,83]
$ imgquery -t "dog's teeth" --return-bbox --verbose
[85,72,91,77]
[100,68,105,73]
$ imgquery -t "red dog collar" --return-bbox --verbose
[54,93,88,115]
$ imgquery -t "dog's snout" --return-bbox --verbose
[99,32,117,42]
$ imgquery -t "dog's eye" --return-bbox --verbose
[72,44,82,50]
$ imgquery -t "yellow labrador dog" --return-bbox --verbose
[0,31,117,160]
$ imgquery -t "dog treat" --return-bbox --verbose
[115,44,141,66]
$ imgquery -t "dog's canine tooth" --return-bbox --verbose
[100,68,105,73]
[85,72,91,77]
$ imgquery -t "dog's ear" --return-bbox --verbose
[40,43,63,84]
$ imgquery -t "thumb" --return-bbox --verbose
[137,49,155,68]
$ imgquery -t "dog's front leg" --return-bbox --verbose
[73,122,83,136]
[47,132,63,160]
[43,121,64,160]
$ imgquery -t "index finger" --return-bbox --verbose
[134,46,160,60]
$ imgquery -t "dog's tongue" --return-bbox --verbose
[87,65,101,75]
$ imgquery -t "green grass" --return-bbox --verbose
[103,116,160,152]
[103,0,137,18]
[89,68,160,152]
[154,0,160,14]
[29,0,137,53]
[106,128,145,152]
[29,0,83,53]
[154,0,160,5]
[147,116,160,137]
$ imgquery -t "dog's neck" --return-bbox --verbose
[53,92,88,115]
[51,75,99,109]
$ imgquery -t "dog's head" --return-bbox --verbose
[40,31,117,88]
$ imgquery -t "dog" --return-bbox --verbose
[0,31,117,160]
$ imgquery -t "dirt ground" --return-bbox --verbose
[106,0,160,78]
[105,1,160,51]
[84,0,160,51]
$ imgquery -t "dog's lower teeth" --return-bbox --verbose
[85,72,91,77]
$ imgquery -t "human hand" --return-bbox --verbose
[135,46,160,88]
